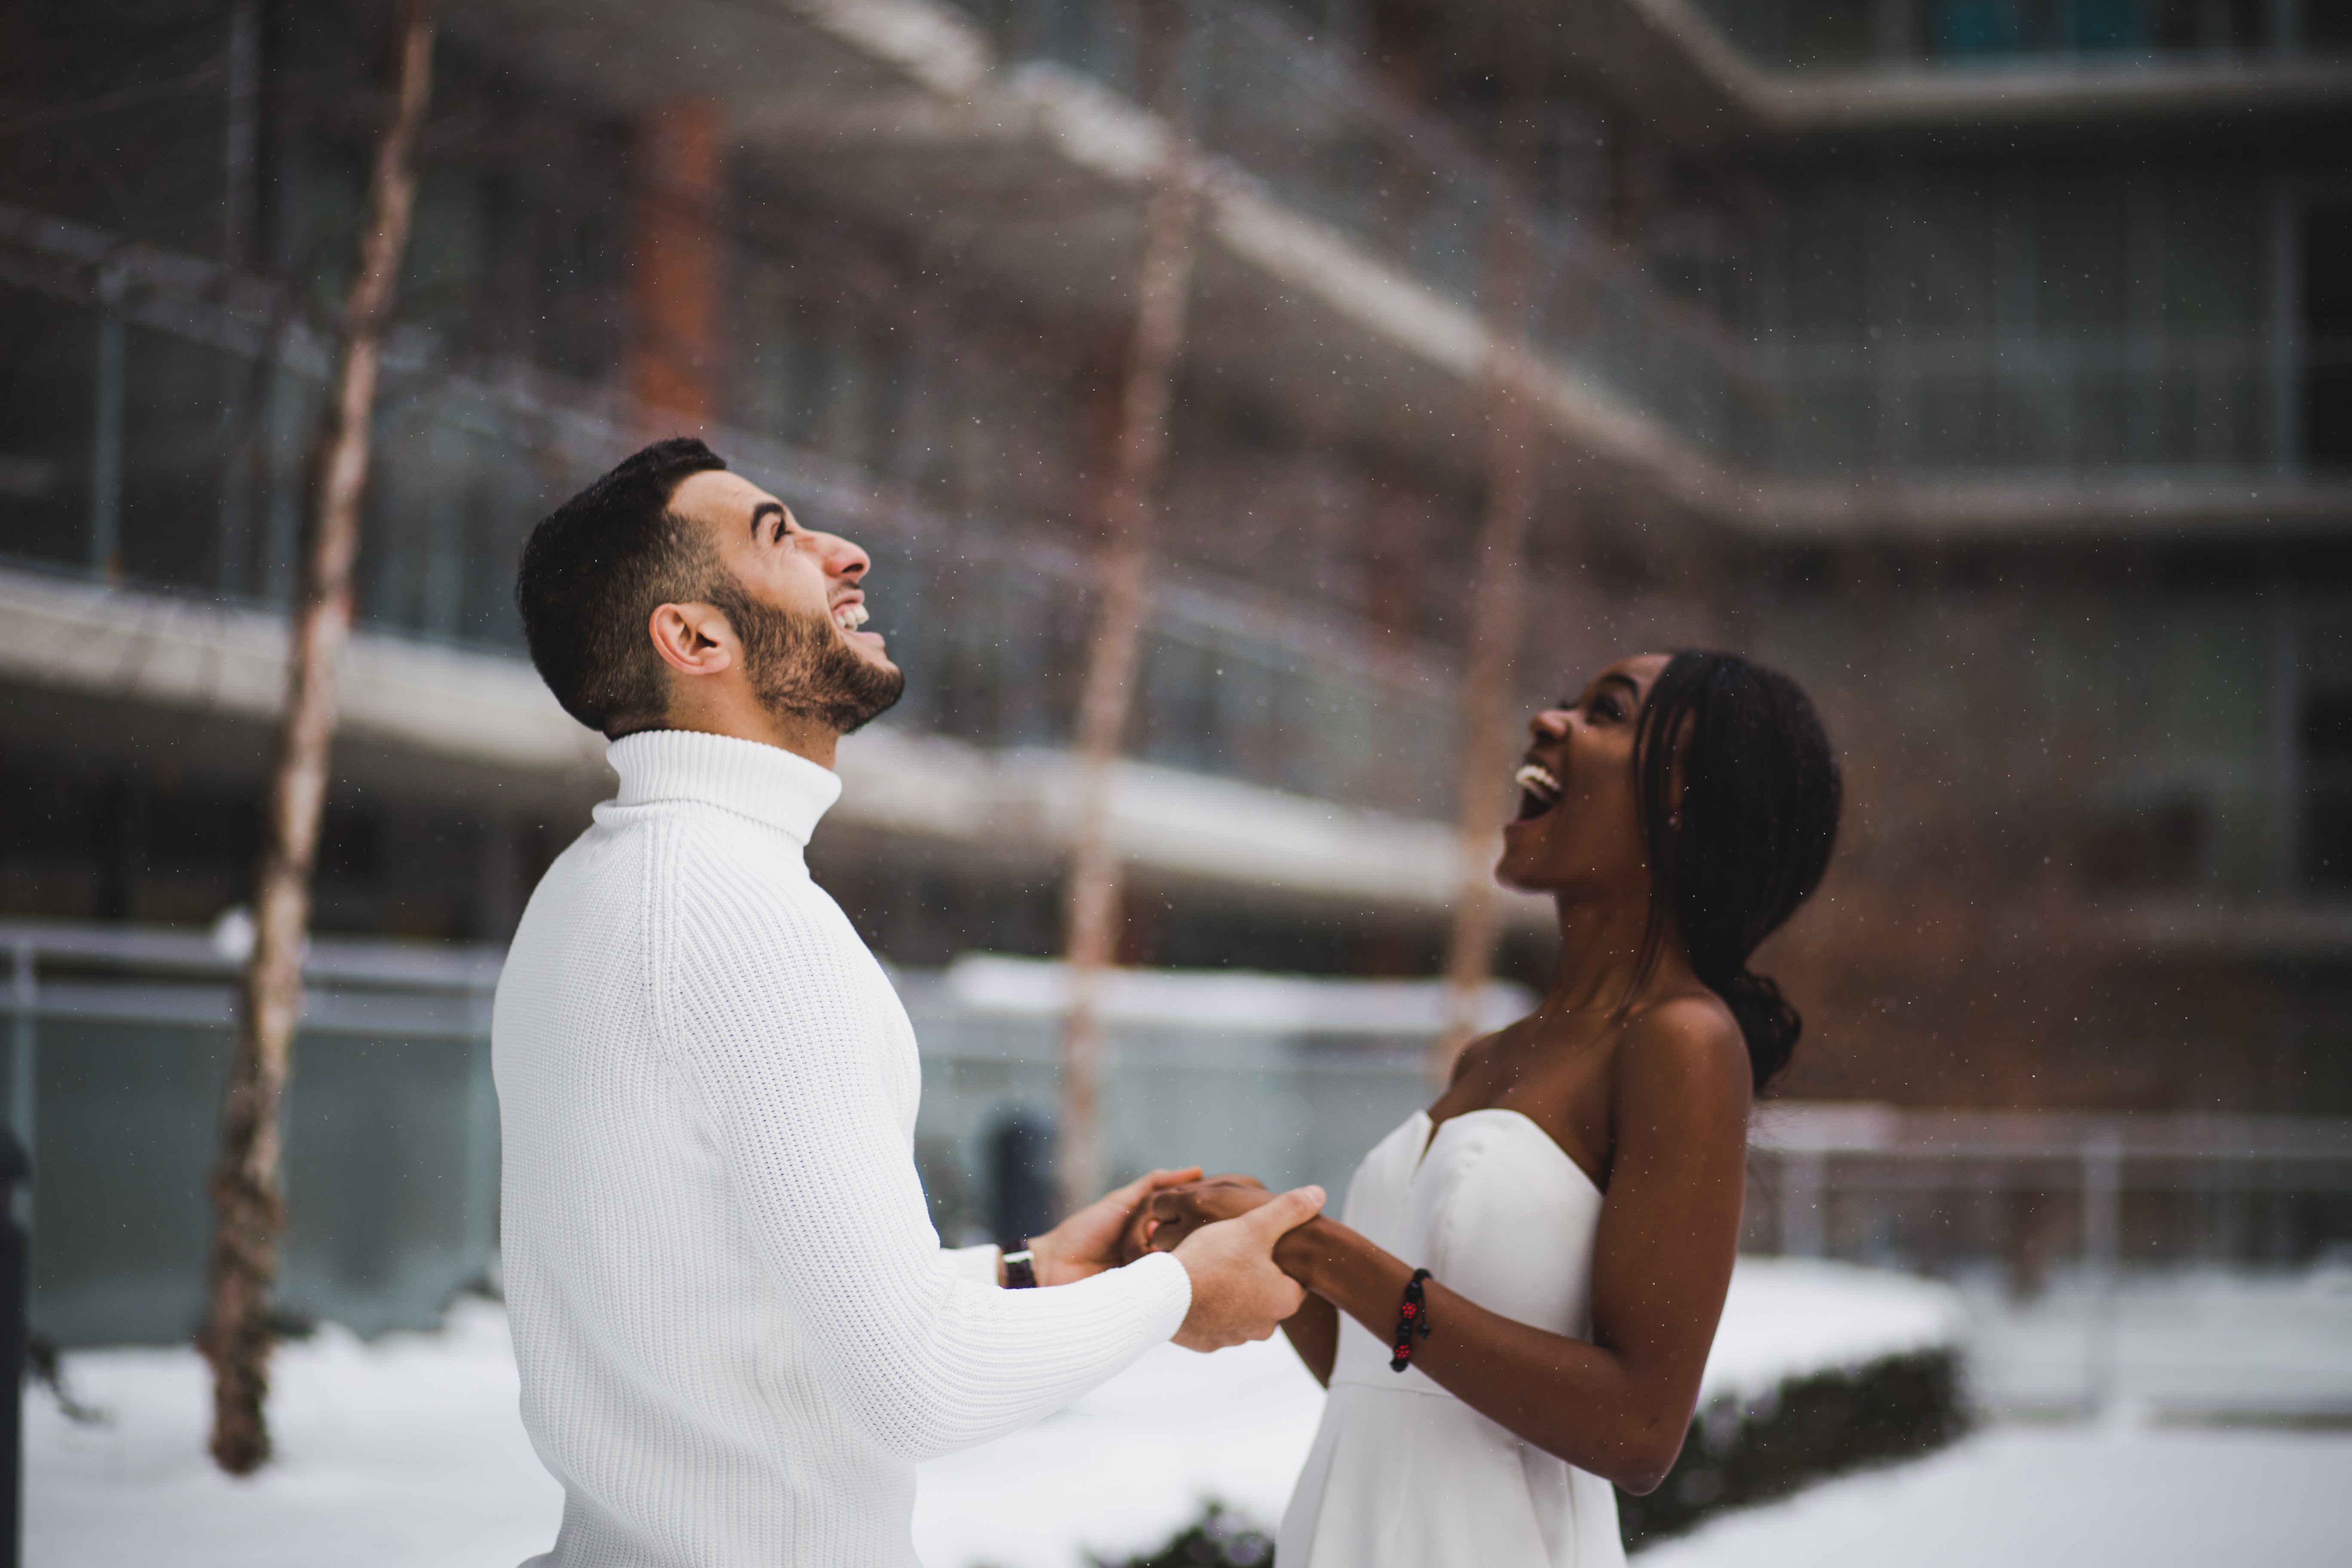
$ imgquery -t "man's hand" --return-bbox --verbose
[1026,1167,1202,1286]
[1145,1176,1274,1255]
[1168,1185,1325,1352]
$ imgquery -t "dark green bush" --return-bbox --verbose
[1093,1347,1967,1563]
[1617,1347,1970,1550]
[1092,1502,1272,1568]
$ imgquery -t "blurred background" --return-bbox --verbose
[2,0,2350,1560]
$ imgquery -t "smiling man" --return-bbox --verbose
[495,438,1321,1567]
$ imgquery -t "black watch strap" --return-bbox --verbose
[1002,1249,1038,1289]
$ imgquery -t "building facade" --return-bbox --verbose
[2,0,2347,1141]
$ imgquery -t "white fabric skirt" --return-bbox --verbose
[1277,1379,1625,1568]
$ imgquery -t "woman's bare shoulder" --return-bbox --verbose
[1444,1016,1528,1087]
[1615,992,1750,1119]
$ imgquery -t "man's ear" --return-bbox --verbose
[647,601,737,680]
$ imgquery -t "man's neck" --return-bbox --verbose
[658,699,842,771]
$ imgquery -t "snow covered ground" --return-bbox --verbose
[25,1259,2352,1568]
[28,1301,560,1568]
[1639,1420,2352,1568]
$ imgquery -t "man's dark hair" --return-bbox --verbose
[517,437,729,739]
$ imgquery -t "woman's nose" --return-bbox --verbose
[1527,708,1571,740]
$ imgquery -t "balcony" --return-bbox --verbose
[783,0,2351,527]
[1509,0,2352,136]
[0,194,1519,920]
[1688,0,2352,71]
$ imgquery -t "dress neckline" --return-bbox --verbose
[1409,1107,1604,1199]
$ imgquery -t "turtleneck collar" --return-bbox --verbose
[604,729,842,847]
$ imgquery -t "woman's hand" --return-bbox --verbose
[1147,1176,1341,1383]
[1115,1190,1161,1265]
[1029,1166,1202,1285]
[1143,1175,1274,1256]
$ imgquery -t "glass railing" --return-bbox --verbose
[16,919,2349,1346]
[1686,0,2350,70]
[0,211,1462,822]
[1,921,1503,1342]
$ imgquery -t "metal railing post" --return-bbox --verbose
[1781,1148,1826,1258]
[2082,1126,2124,1413]
[0,1126,27,1568]
[462,999,500,1285]
[0,949,24,1568]
[5,944,29,1231]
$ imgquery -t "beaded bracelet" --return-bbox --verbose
[1389,1268,1433,1372]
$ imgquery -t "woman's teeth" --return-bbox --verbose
[832,603,869,632]
[1512,762,1562,824]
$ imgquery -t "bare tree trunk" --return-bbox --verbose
[1058,163,1197,1216]
[1436,40,1546,1084]
[1436,278,1538,1083]
[203,0,435,1476]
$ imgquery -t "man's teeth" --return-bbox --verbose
[1514,763,1562,802]
[833,603,869,631]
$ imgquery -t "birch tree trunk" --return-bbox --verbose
[1056,6,1199,1214]
[1058,165,1197,1216]
[1437,36,1546,1082]
[203,0,436,1476]
[1436,230,1538,1082]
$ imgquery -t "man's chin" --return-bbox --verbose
[728,586,906,735]
[833,662,907,735]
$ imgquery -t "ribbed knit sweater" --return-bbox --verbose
[494,729,1193,1567]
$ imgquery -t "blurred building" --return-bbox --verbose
[2,0,2348,1135]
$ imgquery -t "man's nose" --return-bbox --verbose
[815,530,870,582]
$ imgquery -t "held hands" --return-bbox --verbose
[1027,1166,1323,1351]
[1165,1183,1325,1352]
[1141,1175,1276,1256]
[1025,1167,1204,1286]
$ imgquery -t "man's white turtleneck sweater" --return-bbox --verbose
[494,730,1192,1567]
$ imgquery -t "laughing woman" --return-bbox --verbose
[1148,649,1841,1567]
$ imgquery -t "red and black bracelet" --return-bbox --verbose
[1388,1267,1433,1372]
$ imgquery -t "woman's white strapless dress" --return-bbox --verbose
[1277,1109,1626,1568]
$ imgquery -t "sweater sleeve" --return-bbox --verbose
[940,1244,1002,1287]
[656,833,1191,1462]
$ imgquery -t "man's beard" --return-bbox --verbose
[713,585,905,735]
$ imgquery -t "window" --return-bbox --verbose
[2304,201,2352,470]
[2302,608,2352,892]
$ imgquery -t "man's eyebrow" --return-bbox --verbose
[749,501,784,538]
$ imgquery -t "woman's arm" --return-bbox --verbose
[1158,999,1751,1492]
[1279,1294,1339,1387]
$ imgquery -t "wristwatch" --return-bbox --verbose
[1002,1249,1039,1289]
